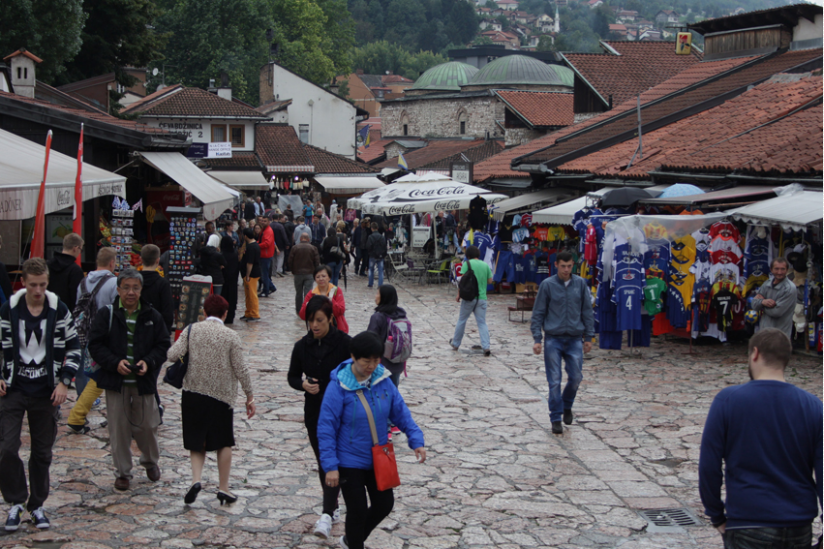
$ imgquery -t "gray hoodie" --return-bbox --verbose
[76,270,118,310]
[531,274,594,342]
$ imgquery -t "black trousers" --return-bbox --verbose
[221,277,239,323]
[305,413,341,516]
[339,466,394,549]
[0,391,59,511]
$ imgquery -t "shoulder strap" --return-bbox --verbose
[355,390,379,446]
[106,305,113,333]
[88,273,114,298]
[186,323,193,353]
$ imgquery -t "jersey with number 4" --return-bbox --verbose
[612,266,644,331]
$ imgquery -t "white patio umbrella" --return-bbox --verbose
[348,171,507,215]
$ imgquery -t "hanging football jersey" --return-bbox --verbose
[643,277,666,316]
[743,227,774,279]
[644,222,668,240]
[711,287,738,331]
[644,239,671,274]
[546,226,566,241]
[709,221,741,241]
[670,235,696,307]
[585,225,598,265]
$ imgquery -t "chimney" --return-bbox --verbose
[4,48,41,99]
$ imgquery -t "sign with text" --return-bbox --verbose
[412,226,430,248]
[176,275,212,335]
[450,161,473,184]
[208,142,232,158]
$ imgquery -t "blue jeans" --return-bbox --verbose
[451,299,490,351]
[544,337,583,423]
[724,525,812,549]
[368,258,384,287]
[327,261,342,286]
[260,257,276,294]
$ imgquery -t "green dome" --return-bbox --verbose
[410,62,479,92]
[467,55,574,88]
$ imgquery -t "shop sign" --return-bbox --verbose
[412,226,430,248]
[208,142,232,158]
[451,161,473,184]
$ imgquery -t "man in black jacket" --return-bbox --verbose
[244,198,256,222]
[283,216,296,273]
[46,232,84,312]
[138,245,173,332]
[87,268,170,491]
[366,222,387,288]
[270,214,289,277]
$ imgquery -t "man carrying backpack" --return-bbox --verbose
[67,248,117,434]
[450,246,493,357]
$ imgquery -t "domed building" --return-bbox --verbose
[405,62,479,96]
[462,55,574,92]
[379,54,574,149]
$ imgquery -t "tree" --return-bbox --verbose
[401,50,447,80]
[0,0,86,83]
[496,14,511,30]
[536,35,554,51]
[58,0,169,89]
[474,35,494,45]
[351,41,409,76]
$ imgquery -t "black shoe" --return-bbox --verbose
[4,504,24,531]
[483,349,491,357]
[563,409,574,425]
[31,507,49,529]
[551,421,563,434]
[217,491,238,505]
[184,482,202,504]
[448,339,459,351]
[246,317,260,322]
[68,424,90,434]
[158,404,165,425]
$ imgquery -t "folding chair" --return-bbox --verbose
[425,258,452,285]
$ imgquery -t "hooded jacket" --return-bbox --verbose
[47,252,84,312]
[0,289,81,388]
[317,361,424,472]
[87,297,170,395]
[287,326,352,419]
[139,270,174,332]
[366,307,408,376]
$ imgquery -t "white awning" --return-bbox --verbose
[348,172,506,215]
[0,128,126,220]
[208,170,269,190]
[490,188,576,221]
[315,176,385,195]
[728,190,823,231]
[532,188,610,225]
[140,152,235,221]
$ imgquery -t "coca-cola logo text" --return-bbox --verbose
[407,186,466,198]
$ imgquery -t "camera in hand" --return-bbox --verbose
[126,363,141,373]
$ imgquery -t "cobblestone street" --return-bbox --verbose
[2,273,821,549]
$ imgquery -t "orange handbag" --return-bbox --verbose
[356,390,401,491]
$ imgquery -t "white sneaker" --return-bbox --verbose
[340,535,349,549]
[313,513,332,539]
[332,507,342,524]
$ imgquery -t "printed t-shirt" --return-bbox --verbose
[643,277,666,316]
[513,254,529,284]
[14,304,51,398]
[546,226,566,241]
[461,259,493,300]
[644,222,668,240]
[709,221,740,241]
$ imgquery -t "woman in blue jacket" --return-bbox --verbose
[317,332,426,549]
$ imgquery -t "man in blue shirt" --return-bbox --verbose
[531,251,594,435]
[699,328,822,549]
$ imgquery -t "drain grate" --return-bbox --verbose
[639,508,701,531]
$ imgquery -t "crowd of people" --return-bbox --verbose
[0,192,819,549]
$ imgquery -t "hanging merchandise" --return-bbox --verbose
[668,232,696,328]
[468,195,488,230]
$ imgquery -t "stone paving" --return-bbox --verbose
[1,271,821,549]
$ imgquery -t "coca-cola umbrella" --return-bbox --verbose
[347,172,507,215]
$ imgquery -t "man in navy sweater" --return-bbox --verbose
[699,328,822,549]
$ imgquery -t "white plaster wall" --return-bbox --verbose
[270,66,357,159]
[142,117,255,151]
[793,14,823,42]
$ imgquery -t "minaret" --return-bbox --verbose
[554,4,560,33]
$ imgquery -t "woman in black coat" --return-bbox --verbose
[219,235,239,324]
[287,296,352,539]
[199,234,225,294]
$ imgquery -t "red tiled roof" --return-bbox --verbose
[518,48,822,167]
[119,84,183,113]
[382,75,413,84]
[609,24,627,31]
[376,139,501,170]
[357,126,389,164]
[303,143,378,174]
[255,124,314,172]
[4,49,42,63]
[0,90,168,135]
[556,76,823,177]
[563,41,702,109]
[495,91,574,127]
[122,86,266,118]
[417,140,504,171]
[472,54,764,182]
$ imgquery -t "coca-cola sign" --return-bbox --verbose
[407,186,466,198]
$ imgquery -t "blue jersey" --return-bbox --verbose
[644,239,670,274]
[613,268,644,331]
[525,254,538,283]
[513,254,528,284]
[534,252,550,283]
[744,236,772,278]
[666,285,690,328]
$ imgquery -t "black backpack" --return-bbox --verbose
[72,274,114,349]
[458,259,479,301]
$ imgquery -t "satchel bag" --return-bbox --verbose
[356,389,401,491]
[163,324,192,389]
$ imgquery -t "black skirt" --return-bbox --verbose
[182,391,235,452]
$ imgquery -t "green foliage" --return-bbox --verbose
[58,0,169,89]
[474,35,494,46]
[496,14,511,31]
[348,0,478,52]
[154,0,352,105]
[536,35,554,51]
[0,0,86,83]
[350,41,446,80]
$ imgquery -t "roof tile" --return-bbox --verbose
[376,139,502,170]
[303,143,378,174]
[255,124,314,172]
[122,86,266,118]
[495,91,574,127]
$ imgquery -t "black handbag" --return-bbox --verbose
[163,324,192,389]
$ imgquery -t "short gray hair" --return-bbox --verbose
[117,268,143,288]
[300,233,311,242]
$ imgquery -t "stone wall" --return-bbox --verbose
[505,127,545,147]
[381,95,506,139]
